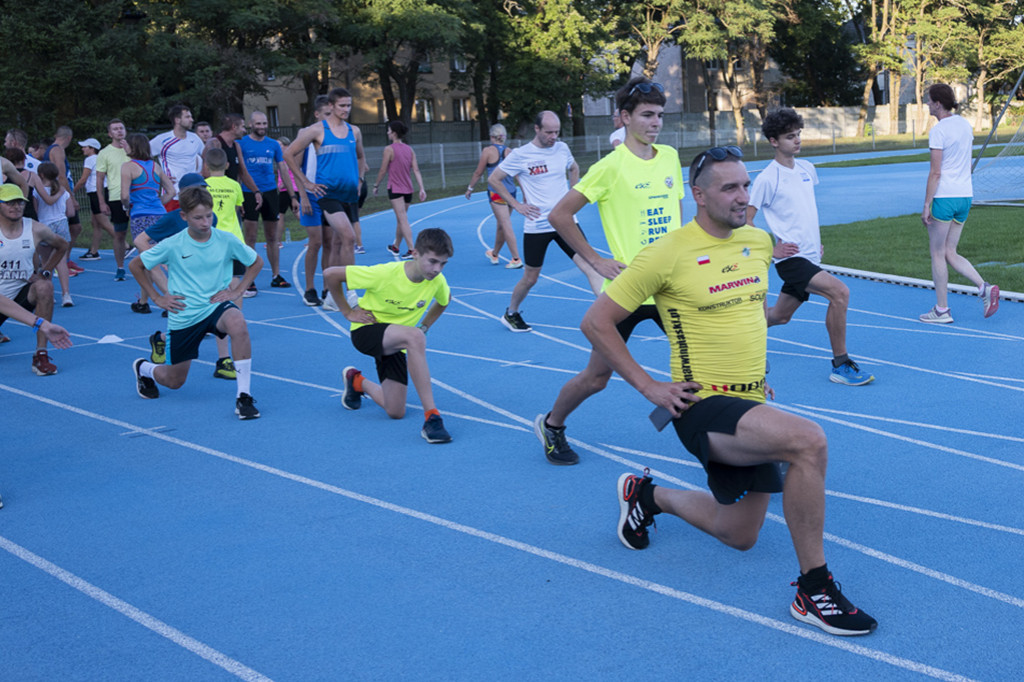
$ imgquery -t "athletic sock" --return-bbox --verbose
[352,373,364,393]
[140,361,156,379]
[544,414,564,432]
[799,563,831,592]
[424,408,440,421]
[639,481,662,516]
[936,306,950,313]
[832,354,850,368]
[234,358,252,396]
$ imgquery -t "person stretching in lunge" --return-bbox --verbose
[585,147,876,637]
[746,108,873,386]
[324,228,453,444]
[130,185,264,419]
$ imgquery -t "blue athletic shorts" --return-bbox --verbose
[930,197,971,223]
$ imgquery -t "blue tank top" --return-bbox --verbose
[486,144,517,198]
[316,120,359,202]
[129,160,166,216]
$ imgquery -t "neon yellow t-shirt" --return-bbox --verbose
[345,261,450,332]
[605,219,772,402]
[574,143,684,265]
[205,175,244,242]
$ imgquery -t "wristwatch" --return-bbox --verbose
[38,269,51,279]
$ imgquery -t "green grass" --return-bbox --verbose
[822,206,1024,292]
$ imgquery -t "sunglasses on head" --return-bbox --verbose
[628,82,665,97]
[691,145,744,185]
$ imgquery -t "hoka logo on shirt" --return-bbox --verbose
[527,164,549,176]
[708,275,760,293]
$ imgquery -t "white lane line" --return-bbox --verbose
[792,404,1024,444]
[0,384,977,681]
[0,535,272,682]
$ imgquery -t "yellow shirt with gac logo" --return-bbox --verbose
[605,219,772,402]
[344,261,450,332]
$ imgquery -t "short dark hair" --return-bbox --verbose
[204,147,228,170]
[328,87,351,104]
[196,120,211,129]
[3,147,25,165]
[688,148,743,190]
[927,83,957,111]
[615,77,666,114]
[5,128,27,147]
[415,228,453,257]
[220,113,244,132]
[387,120,408,139]
[107,118,125,132]
[761,108,803,141]
[168,104,191,124]
[179,186,214,213]
[126,132,151,160]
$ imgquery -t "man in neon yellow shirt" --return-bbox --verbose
[536,77,684,465]
[324,228,453,444]
[585,147,877,637]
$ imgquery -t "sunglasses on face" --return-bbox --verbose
[691,145,744,185]
[628,82,665,97]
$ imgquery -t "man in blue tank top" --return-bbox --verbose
[285,87,367,304]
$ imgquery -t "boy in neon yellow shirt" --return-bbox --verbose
[324,228,453,443]
[203,147,244,243]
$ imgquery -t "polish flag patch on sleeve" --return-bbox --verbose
[697,255,710,265]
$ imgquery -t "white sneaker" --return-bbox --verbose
[322,292,340,311]
[61,293,74,308]
[919,306,953,324]
[982,283,1000,318]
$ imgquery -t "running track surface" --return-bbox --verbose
[2,161,1021,681]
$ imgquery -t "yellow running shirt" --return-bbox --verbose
[205,175,245,242]
[605,219,772,402]
[574,143,685,266]
[345,261,450,332]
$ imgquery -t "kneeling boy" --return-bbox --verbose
[324,227,453,443]
[129,185,264,419]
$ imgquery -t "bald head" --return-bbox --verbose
[532,111,561,148]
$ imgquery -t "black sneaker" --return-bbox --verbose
[270,274,291,288]
[235,393,260,420]
[421,414,452,443]
[534,413,579,465]
[80,251,100,261]
[214,357,236,380]
[243,282,258,298]
[501,309,531,332]
[617,471,655,550]
[133,358,159,399]
[342,366,363,410]
[149,330,166,364]
[790,574,877,636]
[130,301,152,314]
[304,288,322,307]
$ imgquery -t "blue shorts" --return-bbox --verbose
[931,197,971,223]
[299,196,324,228]
[167,302,237,365]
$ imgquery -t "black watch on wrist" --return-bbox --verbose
[39,269,51,279]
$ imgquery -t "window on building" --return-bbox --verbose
[450,57,467,74]
[266,106,279,128]
[418,53,433,74]
[452,98,470,122]
[415,99,435,123]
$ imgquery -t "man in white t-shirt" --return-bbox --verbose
[609,109,626,148]
[149,104,204,205]
[746,108,873,386]
[488,111,602,332]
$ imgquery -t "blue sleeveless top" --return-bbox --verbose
[316,120,359,202]
[486,144,517,198]
[129,160,166,217]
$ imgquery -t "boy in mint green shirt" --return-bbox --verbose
[130,185,264,419]
[324,227,453,443]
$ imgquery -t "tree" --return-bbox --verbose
[608,0,691,78]
[339,0,466,126]
[963,0,1024,128]
[0,1,153,138]
[499,0,628,135]
[769,0,864,107]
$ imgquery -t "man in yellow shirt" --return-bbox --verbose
[584,147,877,637]
[536,76,683,465]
